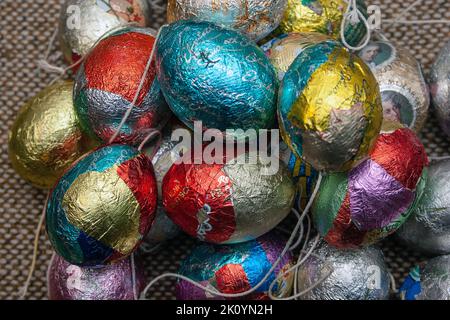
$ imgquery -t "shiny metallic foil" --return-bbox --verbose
[176,234,294,300]
[263,32,331,80]
[46,145,158,267]
[48,254,145,300]
[279,0,368,47]
[297,240,390,300]
[155,20,278,141]
[8,81,95,189]
[313,122,429,248]
[430,40,450,136]
[416,255,450,300]
[74,27,171,144]
[167,0,287,41]
[397,159,450,256]
[143,125,190,244]
[59,0,151,66]
[278,40,382,172]
[163,151,295,244]
[358,41,429,133]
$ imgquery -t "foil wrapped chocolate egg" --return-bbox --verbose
[263,32,331,80]
[430,40,450,136]
[297,240,390,300]
[8,81,95,189]
[46,144,158,266]
[358,41,429,133]
[313,122,429,248]
[162,151,295,244]
[397,159,450,256]
[155,20,278,141]
[74,26,171,144]
[176,234,294,300]
[48,254,145,300]
[401,255,450,300]
[167,0,287,41]
[278,40,382,172]
[279,0,368,47]
[59,0,151,66]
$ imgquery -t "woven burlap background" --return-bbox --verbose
[0,0,449,300]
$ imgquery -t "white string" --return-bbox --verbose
[389,272,397,293]
[19,196,48,300]
[137,129,162,154]
[46,252,56,295]
[139,242,163,254]
[340,0,371,51]
[139,173,323,300]
[429,156,450,161]
[131,253,138,300]
[108,25,166,144]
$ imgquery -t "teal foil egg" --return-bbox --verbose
[155,20,279,140]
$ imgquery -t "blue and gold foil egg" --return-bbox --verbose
[155,20,279,140]
[278,40,382,172]
[46,144,158,267]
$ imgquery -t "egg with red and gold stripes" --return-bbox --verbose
[46,144,158,266]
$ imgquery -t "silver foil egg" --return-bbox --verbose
[430,40,450,136]
[417,255,450,300]
[167,0,288,41]
[358,40,429,133]
[397,159,450,256]
[297,240,391,300]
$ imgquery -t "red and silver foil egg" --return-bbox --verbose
[74,26,171,144]
[162,151,296,244]
[59,0,151,66]
[48,254,145,300]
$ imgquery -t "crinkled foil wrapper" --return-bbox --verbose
[298,240,390,300]
[397,159,450,256]
[263,32,331,80]
[74,27,171,144]
[417,255,450,300]
[48,254,145,300]
[8,81,96,189]
[59,0,151,65]
[358,41,429,133]
[46,145,158,266]
[176,234,294,300]
[279,0,368,47]
[167,0,287,41]
[278,40,382,172]
[163,152,295,244]
[430,40,450,136]
[313,123,429,248]
[155,20,278,141]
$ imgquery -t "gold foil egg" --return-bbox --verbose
[8,81,95,189]
[358,40,429,133]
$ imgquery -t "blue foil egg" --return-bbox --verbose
[155,20,279,140]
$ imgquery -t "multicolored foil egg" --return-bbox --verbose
[279,0,368,47]
[162,151,295,244]
[358,41,429,133]
[279,141,318,209]
[397,159,450,256]
[155,20,278,141]
[312,122,429,248]
[74,26,171,144]
[8,81,95,189]
[176,234,294,300]
[429,40,450,136]
[263,32,331,80]
[48,254,145,300]
[59,0,151,66]
[297,240,390,300]
[401,255,450,300]
[143,125,190,244]
[167,0,287,41]
[278,40,382,172]
[46,144,158,266]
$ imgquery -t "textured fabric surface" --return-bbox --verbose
[0,0,449,300]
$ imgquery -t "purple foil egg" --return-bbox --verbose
[48,254,146,300]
